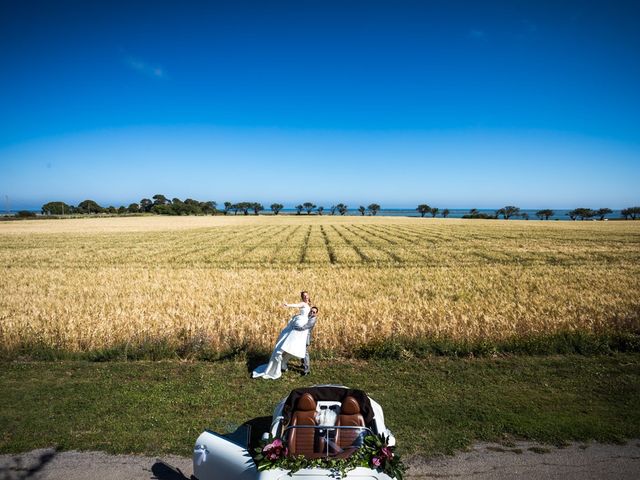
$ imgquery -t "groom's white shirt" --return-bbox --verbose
[294,314,317,345]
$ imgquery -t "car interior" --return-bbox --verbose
[283,390,372,459]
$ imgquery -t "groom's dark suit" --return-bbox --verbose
[294,312,317,374]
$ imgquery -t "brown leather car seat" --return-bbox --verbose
[335,396,366,452]
[287,393,324,458]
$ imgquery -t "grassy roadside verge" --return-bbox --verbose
[5,331,639,361]
[1,354,639,457]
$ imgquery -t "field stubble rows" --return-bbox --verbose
[1,216,639,357]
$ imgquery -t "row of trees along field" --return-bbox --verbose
[455,206,640,220]
[37,197,640,220]
[40,196,382,216]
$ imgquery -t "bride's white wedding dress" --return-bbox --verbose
[252,302,310,380]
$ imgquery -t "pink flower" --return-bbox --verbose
[381,446,393,459]
[262,438,288,461]
[371,456,381,468]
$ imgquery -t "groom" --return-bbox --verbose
[294,306,318,376]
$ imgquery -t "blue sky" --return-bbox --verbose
[1,0,638,209]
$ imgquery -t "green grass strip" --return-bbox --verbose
[1,354,639,457]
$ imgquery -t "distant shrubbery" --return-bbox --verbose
[461,208,496,219]
[42,195,218,216]
[8,331,639,361]
[354,331,640,359]
[40,196,354,216]
[444,205,636,220]
[15,210,36,218]
[34,198,640,220]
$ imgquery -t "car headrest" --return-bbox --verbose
[296,393,317,411]
[341,396,360,415]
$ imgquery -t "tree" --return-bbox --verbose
[329,205,337,215]
[152,194,169,206]
[596,208,613,220]
[358,206,366,216]
[442,208,450,218]
[416,204,431,217]
[223,202,232,215]
[367,204,381,216]
[117,206,127,214]
[106,206,117,214]
[295,204,303,215]
[522,212,529,220]
[496,206,520,219]
[430,207,439,218]
[181,198,202,215]
[200,201,217,215]
[336,203,348,215]
[569,208,596,220]
[77,199,103,214]
[271,203,284,215]
[169,198,185,215]
[151,204,175,215]
[317,206,324,215]
[134,197,217,215]
[303,202,316,215]
[622,206,640,220]
[238,202,251,215]
[140,198,153,212]
[535,209,554,220]
[252,202,264,215]
[41,201,71,215]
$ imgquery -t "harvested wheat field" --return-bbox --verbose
[1,215,639,358]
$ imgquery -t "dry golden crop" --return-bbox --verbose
[1,215,639,357]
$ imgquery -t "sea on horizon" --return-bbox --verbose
[2,207,628,221]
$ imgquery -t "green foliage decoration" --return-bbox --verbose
[254,433,405,479]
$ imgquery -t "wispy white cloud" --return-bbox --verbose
[468,29,486,40]
[514,19,539,40]
[124,56,166,79]
[523,20,538,33]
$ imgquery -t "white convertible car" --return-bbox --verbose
[192,385,400,480]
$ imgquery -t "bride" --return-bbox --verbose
[252,291,311,380]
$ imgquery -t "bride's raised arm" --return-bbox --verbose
[283,301,304,308]
[283,291,310,309]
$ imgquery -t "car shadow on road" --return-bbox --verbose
[151,461,190,480]
[0,449,57,480]
[152,416,272,479]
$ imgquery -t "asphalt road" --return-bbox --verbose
[1,441,639,480]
